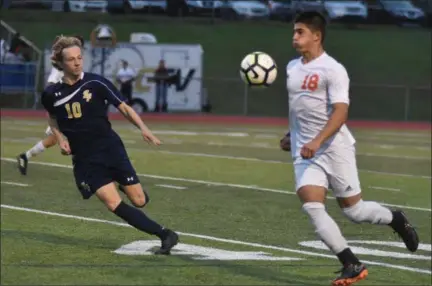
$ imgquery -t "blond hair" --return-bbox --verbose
[51,35,82,70]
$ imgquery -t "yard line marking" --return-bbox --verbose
[203,141,431,160]
[156,184,187,190]
[369,131,431,138]
[1,204,430,275]
[1,181,30,187]
[369,186,401,192]
[5,120,430,138]
[151,130,250,137]
[1,157,430,212]
[5,126,431,159]
[359,152,430,161]
[133,149,432,179]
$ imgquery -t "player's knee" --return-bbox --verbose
[131,190,150,208]
[302,202,325,219]
[342,200,366,223]
[105,200,122,212]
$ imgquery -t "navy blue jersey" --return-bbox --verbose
[41,72,126,159]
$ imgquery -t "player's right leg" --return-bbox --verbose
[17,130,57,175]
[294,162,367,286]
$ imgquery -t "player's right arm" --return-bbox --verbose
[41,90,71,154]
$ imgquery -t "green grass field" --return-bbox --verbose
[1,11,431,118]
[1,117,431,285]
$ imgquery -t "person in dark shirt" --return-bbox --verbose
[41,35,178,254]
[153,59,170,112]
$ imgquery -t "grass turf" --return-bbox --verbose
[1,117,431,285]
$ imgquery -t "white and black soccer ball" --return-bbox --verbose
[240,52,277,87]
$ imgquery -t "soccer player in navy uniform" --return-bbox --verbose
[41,36,178,254]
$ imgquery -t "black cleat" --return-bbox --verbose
[332,263,368,286]
[154,229,179,255]
[17,153,28,175]
[389,210,419,252]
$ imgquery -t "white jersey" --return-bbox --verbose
[116,67,136,83]
[286,52,355,161]
[47,67,63,84]
[45,67,64,136]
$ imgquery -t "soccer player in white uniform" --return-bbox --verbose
[17,36,84,175]
[280,12,419,286]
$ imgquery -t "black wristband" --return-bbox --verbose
[285,131,290,137]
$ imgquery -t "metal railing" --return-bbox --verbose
[0,20,42,107]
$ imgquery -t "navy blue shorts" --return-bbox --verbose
[72,147,140,199]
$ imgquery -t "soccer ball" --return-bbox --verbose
[240,52,277,87]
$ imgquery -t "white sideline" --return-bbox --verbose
[1,157,430,212]
[1,204,430,275]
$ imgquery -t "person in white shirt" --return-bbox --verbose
[116,60,136,104]
[280,11,419,286]
[16,35,83,175]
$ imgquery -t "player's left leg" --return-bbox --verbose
[17,132,57,175]
[329,147,419,285]
[112,156,178,254]
[96,183,178,255]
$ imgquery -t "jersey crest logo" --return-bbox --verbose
[83,90,92,102]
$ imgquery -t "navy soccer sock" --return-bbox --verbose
[114,201,166,238]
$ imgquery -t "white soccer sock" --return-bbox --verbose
[343,200,393,225]
[302,202,348,254]
[25,141,46,159]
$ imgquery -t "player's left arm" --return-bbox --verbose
[97,77,161,145]
[314,65,350,146]
[117,103,160,143]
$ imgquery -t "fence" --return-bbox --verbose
[1,66,430,122]
[0,20,42,109]
[203,77,431,121]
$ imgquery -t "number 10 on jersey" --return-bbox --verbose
[301,74,319,91]
[65,102,82,119]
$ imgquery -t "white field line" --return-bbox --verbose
[1,157,430,212]
[156,184,187,190]
[204,141,430,160]
[128,148,432,179]
[369,186,401,192]
[4,120,431,138]
[3,125,431,147]
[1,204,430,275]
[2,137,430,179]
[1,181,30,187]
[368,131,432,138]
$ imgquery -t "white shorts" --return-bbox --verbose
[293,146,361,198]
[45,126,53,136]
